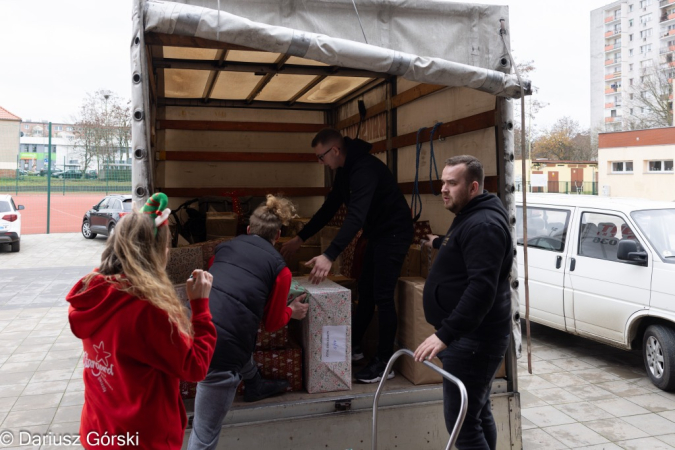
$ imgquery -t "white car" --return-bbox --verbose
[0,194,25,252]
[516,193,675,391]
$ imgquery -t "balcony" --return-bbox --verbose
[661,0,675,8]
[661,29,675,38]
[605,15,620,24]
[605,72,622,80]
[605,29,622,38]
[605,58,622,65]
[605,87,622,94]
[605,43,622,51]
[661,12,675,22]
[605,102,616,108]
[605,116,623,123]
[660,45,675,53]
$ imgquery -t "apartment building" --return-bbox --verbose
[591,0,675,132]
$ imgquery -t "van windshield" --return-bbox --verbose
[631,209,675,263]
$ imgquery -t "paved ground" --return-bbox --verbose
[1,233,675,449]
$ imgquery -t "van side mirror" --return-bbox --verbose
[17,205,25,210]
[93,205,99,211]
[617,239,648,265]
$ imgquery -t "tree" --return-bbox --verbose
[625,60,674,129]
[532,117,596,161]
[513,60,548,159]
[72,90,131,177]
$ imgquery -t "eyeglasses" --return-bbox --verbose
[317,147,335,162]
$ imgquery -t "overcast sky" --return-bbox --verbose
[0,0,612,131]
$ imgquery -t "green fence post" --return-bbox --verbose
[63,156,66,195]
[15,155,19,196]
[106,156,109,195]
[47,122,52,234]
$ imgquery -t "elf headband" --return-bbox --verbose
[141,193,171,230]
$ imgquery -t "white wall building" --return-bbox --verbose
[591,0,675,132]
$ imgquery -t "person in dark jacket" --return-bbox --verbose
[281,128,413,383]
[187,195,309,450]
[414,155,512,450]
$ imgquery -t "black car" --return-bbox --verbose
[82,194,133,239]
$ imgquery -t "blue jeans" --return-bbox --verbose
[438,334,511,450]
[186,357,258,450]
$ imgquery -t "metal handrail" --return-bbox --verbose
[371,349,468,450]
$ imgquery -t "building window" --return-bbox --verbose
[54,125,62,131]
[640,0,652,7]
[612,161,634,173]
[66,126,73,131]
[630,93,635,100]
[630,4,634,12]
[630,78,634,85]
[629,63,634,71]
[640,13,652,25]
[629,34,634,42]
[640,44,652,53]
[630,107,634,114]
[23,124,29,129]
[640,29,653,39]
[630,19,634,27]
[630,49,634,56]
[648,160,674,172]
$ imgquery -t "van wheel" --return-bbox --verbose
[643,325,675,391]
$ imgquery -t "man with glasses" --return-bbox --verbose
[281,128,413,383]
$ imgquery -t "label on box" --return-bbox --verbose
[322,325,347,362]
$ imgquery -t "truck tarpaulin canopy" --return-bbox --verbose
[143,0,530,99]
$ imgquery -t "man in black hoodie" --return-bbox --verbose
[414,155,512,450]
[281,128,413,383]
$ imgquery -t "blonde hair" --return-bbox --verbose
[86,209,193,338]
[249,194,297,242]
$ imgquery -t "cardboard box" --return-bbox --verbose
[237,339,304,395]
[420,245,439,279]
[298,261,313,275]
[400,245,422,277]
[167,246,203,285]
[295,277,352,394]
[287,217,321,246]
[395,277,442,385]
[275,238,321,272]
[206,211,238,238]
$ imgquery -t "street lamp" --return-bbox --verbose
[103,91,111,184]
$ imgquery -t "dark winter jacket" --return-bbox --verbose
[424,192,513,344]
[208,234,286,372]
[297,137,413,260]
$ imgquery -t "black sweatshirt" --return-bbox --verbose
[424,192,513,345]
[297,137,413,261]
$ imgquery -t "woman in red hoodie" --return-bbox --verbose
[67,193,216,450]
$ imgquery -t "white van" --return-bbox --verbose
[516,193,675,391]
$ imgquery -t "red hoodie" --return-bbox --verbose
[66,274,216,450]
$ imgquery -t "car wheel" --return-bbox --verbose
[643,324,675,391]
[108,223,116,237]
[82,221,97,239]
[10,240,20,252]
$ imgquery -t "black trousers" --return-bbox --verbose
[439,334,511,450]
[352,230,413,360]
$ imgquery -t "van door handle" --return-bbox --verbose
[570,258,576,271]
[556,256,562,269]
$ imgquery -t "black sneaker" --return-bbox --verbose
[355,357,395,383]
[352,345,364,362]
[243,371,289,402]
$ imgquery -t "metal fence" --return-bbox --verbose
[1,160,131,235]
[515,181,598,196]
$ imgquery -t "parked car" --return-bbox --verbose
[39,168,57,176]
[53,169,84,179]
[49,171,64,178]
[85,170,98,179]
[82,194,133,239]
[0,194,25,252]
[516,193,675,391]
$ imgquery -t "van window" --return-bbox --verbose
[632,209,675,263]
[578,212,643,262]
[516,206,570,252]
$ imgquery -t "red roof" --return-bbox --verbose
[0,106,21,122]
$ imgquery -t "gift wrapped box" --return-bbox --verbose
[167,246,203,285]
[237,340,303,395]
[395,277,442,385]
[256,323,289,351]
[295,277,352,394]
[400,245,422,277]
[205,211,238,238]
[420,245,439,279]
[413,220,433,245]
[180,380,198,400]
[186,236,236,270]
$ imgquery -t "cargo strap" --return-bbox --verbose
[411,122,443,222]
